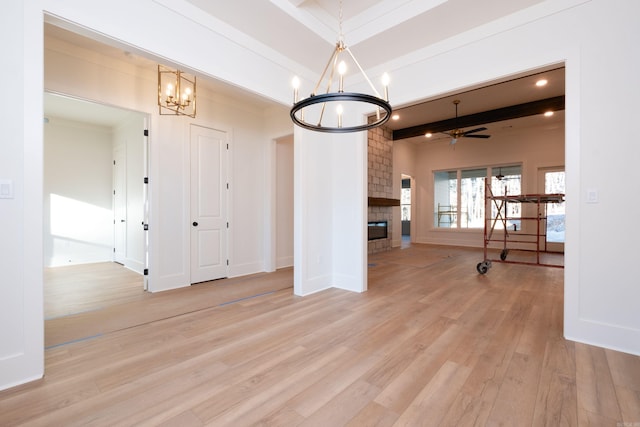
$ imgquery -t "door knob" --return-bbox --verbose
[192,221,198,227]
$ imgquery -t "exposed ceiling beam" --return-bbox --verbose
[392,96,565,140]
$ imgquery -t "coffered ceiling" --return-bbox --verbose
[184,0,548,72]
[44,0,567,136]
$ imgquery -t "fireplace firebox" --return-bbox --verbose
[368,221,388,241]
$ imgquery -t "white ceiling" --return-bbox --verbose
[43,0,564,136]
[186,0,547,71]
[44,93,143,128]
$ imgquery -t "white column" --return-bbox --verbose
[293,108,368,295]
[0,1,44,391]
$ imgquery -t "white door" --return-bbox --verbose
[113,144,126,264]
[190,125,228,283]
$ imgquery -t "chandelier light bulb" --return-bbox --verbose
[338,61,347,75]
[292,76,300,103]
[338,61,347,92]
[381,73,390,101]
[381,73,390,86]
[337,104,344,128]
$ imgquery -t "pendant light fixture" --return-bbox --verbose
[290,0,392,133]
[158,65,196,117]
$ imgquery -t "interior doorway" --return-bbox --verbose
[43,92,148,321]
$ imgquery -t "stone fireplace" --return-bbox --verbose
[368,125,397,254]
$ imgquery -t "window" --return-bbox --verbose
[434,171,457,227]
[460,168,487,228]
[490,166,522,230]
[544,170,565,242]
[401,178,411,221]
[434,165,522,229]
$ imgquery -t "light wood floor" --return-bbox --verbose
[44,263,293,348]
[2,244,639,426]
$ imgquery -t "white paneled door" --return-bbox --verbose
[190,125,228,284]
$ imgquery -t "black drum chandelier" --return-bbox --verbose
[289,1,392,133]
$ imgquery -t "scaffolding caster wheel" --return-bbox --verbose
[477,261,491,274]
[500,249,509,261]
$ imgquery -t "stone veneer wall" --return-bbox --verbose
[368,125,393,254]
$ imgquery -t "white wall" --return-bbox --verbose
[393,123,565,247]
[275,136,294,269]
[294,128,335,295]
[378,0,640,355]
[44,27,290,290]
[43,117,114,266]
[3,0,640,392]
[0,1,44,390]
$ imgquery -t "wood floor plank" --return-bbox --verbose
[345,401,398,427]
[1,244,639,426]
[486,350,544,425]
[392,360,471,426]
[299,380,382,427]
[440,291,538,426]
[374,323,468,414]
[605,348,640,424]
[532,367,578,426]
[575,343,623,422]
[195,345,352,425]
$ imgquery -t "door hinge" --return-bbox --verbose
[113,160,116,165]
[144,177,149,184]
[113,247,115,253]
[226,183,229,190]
[143,224,148,231]
[226,222,229,228]
[144,129,149,137]
[226,143,229,150]
[144,268,149,276]
[226,260,229,266]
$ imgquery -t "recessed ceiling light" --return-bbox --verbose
[544,111,554,117]
[536,79,548,87]
[425,132,432,138]
[392,114,400,120]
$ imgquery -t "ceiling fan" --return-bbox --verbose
[443,100,491,145]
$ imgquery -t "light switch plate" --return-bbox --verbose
[586,188,598,203]
[0,179,14,199]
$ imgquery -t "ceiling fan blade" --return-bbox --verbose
[462,127,488,135]
[464,134,491,139]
